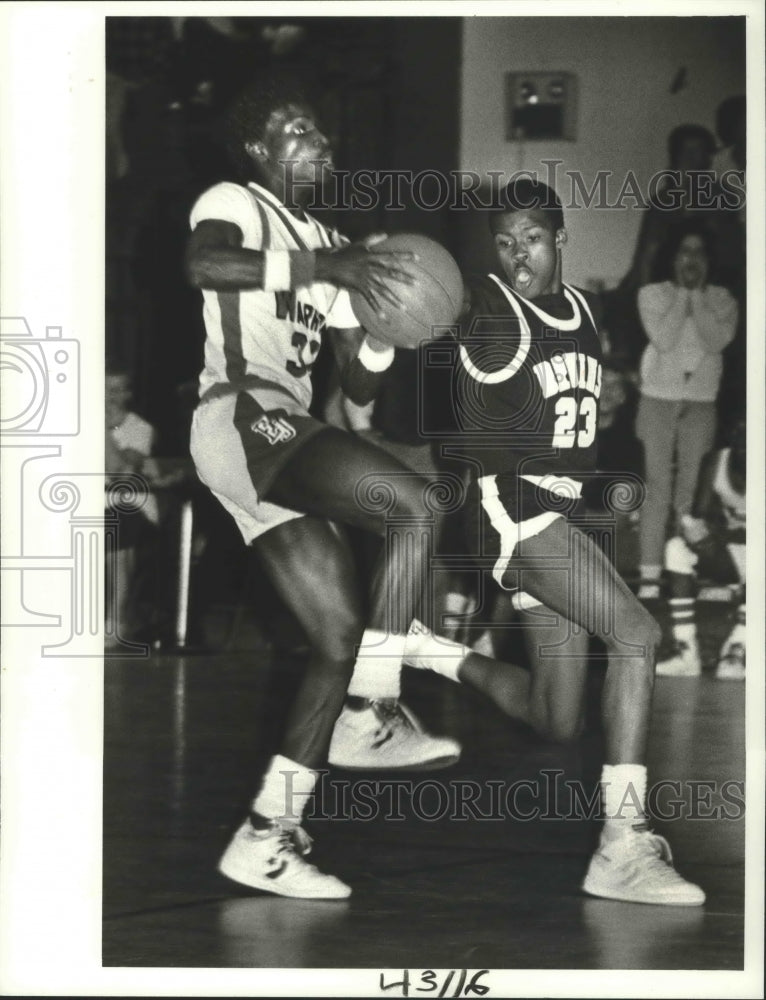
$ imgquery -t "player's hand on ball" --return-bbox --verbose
[345,233,464,350]
[316,235,417,317]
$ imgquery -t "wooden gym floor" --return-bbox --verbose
[102,598,746,973]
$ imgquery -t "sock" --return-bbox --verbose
[443,591,475,627]
[403,619,469,683]
[600,763,647,836]
[346,629,406,701]
[669,600,696,635]
[671,619,698,649]
[639,563,661,585]
[251,754,317,828]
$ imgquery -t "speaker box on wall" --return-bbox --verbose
[505,71,578,140]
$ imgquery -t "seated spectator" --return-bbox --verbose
[635,221,738,599]
[580,358,643,579]
[656,421,746,679]
[105,365,160,646]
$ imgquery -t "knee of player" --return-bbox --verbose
[307,653,355,685]
[401,505,438,538]
[368,498,435,542]
[311,609,364,663]
[539,713,584,744]
[395,484,438,529]
[644,612,662,650]
[603,604,661,653]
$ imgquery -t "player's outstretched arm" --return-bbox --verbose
[186,218,270,289]
[186,220,414,317]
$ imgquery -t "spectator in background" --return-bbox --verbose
[656,421,746,679]
[631,125,719,288]
[581,358,644,579]
[635,221,738,600]
[712,94,747,445]
[713,95,746,180]
[588,358,642,486]
[605,122,743,370]
[105,365,160,646]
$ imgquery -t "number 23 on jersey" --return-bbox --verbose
[552,395,596,448]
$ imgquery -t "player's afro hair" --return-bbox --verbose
[224,71,312,177]
[492,176,564,233]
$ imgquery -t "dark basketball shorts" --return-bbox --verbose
[464,471,585,610]
[190,383,324,543]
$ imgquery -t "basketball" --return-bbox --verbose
[349,233,464,349]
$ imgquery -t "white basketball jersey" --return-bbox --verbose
[189,181,359,407]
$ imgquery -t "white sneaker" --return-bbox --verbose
[716,642,745,681]
[582,827,705,906]
[655,640,701,677]
[328,699,461,771]
[218,819,351,899]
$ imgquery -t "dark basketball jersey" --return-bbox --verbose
[453,274,603,481]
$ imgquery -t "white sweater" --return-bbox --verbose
[637,281,738,402]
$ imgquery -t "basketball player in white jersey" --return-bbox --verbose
[187,74,459,899]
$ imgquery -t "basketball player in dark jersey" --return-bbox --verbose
[404,178,704,906]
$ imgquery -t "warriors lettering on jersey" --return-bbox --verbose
[275,290,325,377]
[275,291,329,334]
[532,351,602,400]
[189,180,359,406]
[454,273,603,479]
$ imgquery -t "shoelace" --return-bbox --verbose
[671,640,692,656]
[373,699,411,725]
[622,831,681,882]
[270,823,313,859]
[371,700,424,736]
